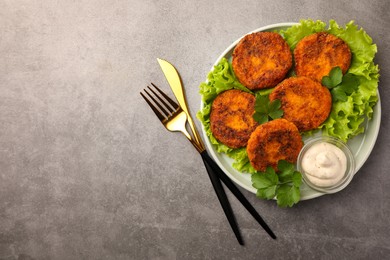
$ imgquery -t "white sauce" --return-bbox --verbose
[301,142,347,187]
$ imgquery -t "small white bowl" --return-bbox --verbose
[297,136,356,194]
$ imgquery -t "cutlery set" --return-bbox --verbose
[140,59,276,245]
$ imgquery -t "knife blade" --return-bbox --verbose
[157,58,203,149]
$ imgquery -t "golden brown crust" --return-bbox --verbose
[232,32,292,90]
[247,119,303,171]
[269,76,332,132]
[294,32,351,82]
[210,89,258,148]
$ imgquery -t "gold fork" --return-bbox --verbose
[140,83,276,244]
[140,83,203,152]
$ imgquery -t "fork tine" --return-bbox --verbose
[143,87,171,116]
[140,91,166,122]
[147,85,176,114]
[151,83,180,110]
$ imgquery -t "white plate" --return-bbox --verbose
[200,23,381,200]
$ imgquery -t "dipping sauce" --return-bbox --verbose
[301,142,347,187]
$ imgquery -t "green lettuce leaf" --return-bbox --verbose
[279,19,326,49]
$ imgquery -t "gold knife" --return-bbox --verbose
[157,58,204,149]
[156,58,276,241]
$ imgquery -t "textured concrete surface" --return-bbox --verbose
[1,0,390,259]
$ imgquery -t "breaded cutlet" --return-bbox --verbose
[210,89,258,148]
[232,32,292,90]
[269,76,332,132]
[294,32,351,82]
[247,119,303,172]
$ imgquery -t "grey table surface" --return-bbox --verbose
[1,0,389,259]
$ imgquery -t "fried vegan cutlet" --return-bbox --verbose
[210,89,258,148]
[232,32,292,90]
[294,32,351,82]
[269,76,332,132]
[247,119,303,172]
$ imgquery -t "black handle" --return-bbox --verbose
[200,152,244,245]
[201,150,277,240]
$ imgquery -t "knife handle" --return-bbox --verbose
[201,150,277,240]
[200,152,244,245]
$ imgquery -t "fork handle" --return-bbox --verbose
[200,152,244,245]
[200,150,277,240]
